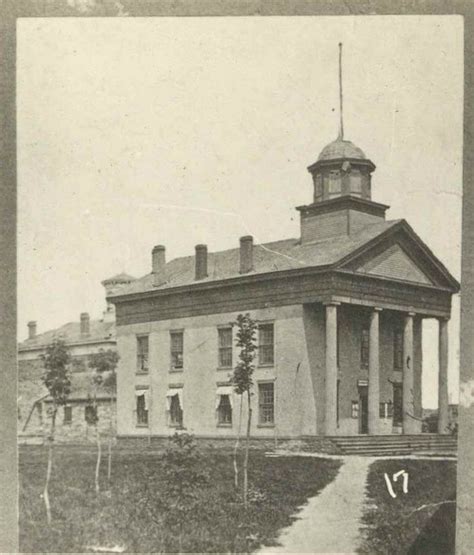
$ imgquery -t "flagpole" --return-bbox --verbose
[338,42,344,140]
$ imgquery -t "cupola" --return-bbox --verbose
[298,43,388,243]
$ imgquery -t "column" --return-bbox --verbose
[438,318,449,434]
[368,308,382,435]
[325,302,339,435]
[403,312,416,434]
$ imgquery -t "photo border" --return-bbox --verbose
[2,1,471,553]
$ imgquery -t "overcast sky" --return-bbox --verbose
[17,15,463,407]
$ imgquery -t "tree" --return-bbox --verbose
[88,349,119,486]
[231,313,258,508]
[41,339,71,524]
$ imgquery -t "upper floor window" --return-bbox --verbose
[258,382,275,425]
[170,331,184,370]
[361,328,369,369]
[218,327,233,368]
[258,323,274,366]
[135,390,149,426]
[393,330,404,370]
[136,335,149,373]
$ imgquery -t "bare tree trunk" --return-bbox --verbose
[233,395,243,489]
[107,394,114,486]
[43,407,56,525]
[243,389,252,509]
[95,424,102,493]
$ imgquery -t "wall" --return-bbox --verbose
[42,400,115,443]
[116,301,428,439]
[116,304,318,438]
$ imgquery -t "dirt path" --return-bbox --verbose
[258,456,372,554]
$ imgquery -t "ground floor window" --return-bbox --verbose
[63,405,72,425]
[85,404,97,423]
[135,391,149,426]
[217,395,232,425]
[351,400,359,419]
[379,401,394,419]
[170,395,183,427]
[258,382,274,425]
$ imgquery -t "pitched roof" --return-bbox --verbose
[110,219,403,298]
[19,319,115,351]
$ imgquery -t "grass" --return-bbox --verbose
[20,444,341,553]
[359,458,457,555]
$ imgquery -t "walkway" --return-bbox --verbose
[258,456,372,554]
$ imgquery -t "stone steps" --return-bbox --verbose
[326,434,457,456]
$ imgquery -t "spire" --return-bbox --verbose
[338,42,344,140]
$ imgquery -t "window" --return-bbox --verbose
[85,405,97,422]
[217,395,232,425]
[136,392,148,426]
[64,405,72,425]
[170,331,184,370]
[136,335,149,373]
[361,328,369,369]
[393,330,404,370]
[218,327,233,368]
[328,170,341,197]
[351,400,359,419]
[169,394,183,427]
[258,324,274,366]
[314,174,323,200]
[349,170,362,195]
[379,401,394,419]
[258,382,274,425]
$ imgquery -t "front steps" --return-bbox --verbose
[300,434,457,456]
[327,434,457,456]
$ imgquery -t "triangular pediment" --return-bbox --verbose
[336,221,460,291]
[355,242,434,284]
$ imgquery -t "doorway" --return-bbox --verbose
[358,385,368,434]
[393,383,403,428]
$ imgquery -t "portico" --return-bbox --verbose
[322,299,451,436]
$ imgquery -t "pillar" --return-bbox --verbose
[403,312,416,434]
[438,318,449,434]
[325,302,339,435]
[368,308,382,435]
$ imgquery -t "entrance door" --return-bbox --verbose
[359,385,368,434]
[393,383,403,428]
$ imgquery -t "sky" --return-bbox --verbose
[17,15,463,407]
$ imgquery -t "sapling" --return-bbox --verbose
[40,339,71,524]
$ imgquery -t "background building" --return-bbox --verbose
[18,273,135,443]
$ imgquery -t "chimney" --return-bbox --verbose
[239,235,254,274]
[195,244,208,280]
[27,321,37,340]
[80,312,90,335]
[152,245,166,286]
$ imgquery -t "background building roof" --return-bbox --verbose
[19,319,115,351]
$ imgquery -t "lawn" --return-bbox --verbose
[359,458,457,555]
[20,442,341,553]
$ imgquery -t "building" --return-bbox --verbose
[18,273,135,443]
[110,134,459,442]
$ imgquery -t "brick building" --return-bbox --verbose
[109,136,459,443]
[18,273,135,443]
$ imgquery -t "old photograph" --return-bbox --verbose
[15,13,462,554]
